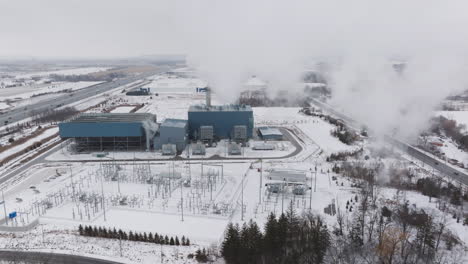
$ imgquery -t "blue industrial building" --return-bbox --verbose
[154,118,188,153]
[188,104,254,140]
[59,113,157,151]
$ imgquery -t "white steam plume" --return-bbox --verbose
[174,0,468,139]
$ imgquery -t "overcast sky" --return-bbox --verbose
[0,0,182,58]
[1,0,468,59]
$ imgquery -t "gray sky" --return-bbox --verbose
[0,0,181,58]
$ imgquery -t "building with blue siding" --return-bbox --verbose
[59,113,157,151]
[154,118,188,153]
[188,104,254,140]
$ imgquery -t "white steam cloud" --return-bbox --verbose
[174,0,468,140]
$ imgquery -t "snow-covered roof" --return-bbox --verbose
[258,127,282,136]
[161,118,187,128]
[244,76,267,88]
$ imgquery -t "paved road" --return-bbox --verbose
[309,98,468,186]
[0,68,166,126]
[39,127,303,163]
[0,250,123,264]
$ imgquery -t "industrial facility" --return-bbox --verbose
[188,88,254,143]
[258,127,283,141]
[59,113,158,151]
[154,118,188,153]
[59,86,255,154]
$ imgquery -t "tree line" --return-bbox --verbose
[30,107,79,124]
[221,205,330,264]
[78,225,190,246]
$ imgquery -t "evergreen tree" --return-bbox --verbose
[112,228,118,239]
[129,231,134,241]
[164,235,169,245]
[170,237,175,245]
[78,224,84,236]
[148,232,154,243]
[175,236,180,246]
[143,232,148,242]
[186,238,190,246]
[85,226,92,236]
[246,220,263,263]
[277,213,288,255]
[102,227,108,238]
[181,236,186,246]
[92,226,98,237]
[238,222,250,263]
[221,223,240,263]
[263,212,279,262]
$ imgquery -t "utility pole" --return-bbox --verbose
[241,173,244,221]
[100,174,106,222]
[2,190,7,226]
[181,178,184,222]
[314,164,317,192]
[281,178,285,214]
[160,243,163,263]
[41,224,45,246]
[70,166,75,202]
[119,236,123,257]
[259,159,263,204]
[309,170,312,210]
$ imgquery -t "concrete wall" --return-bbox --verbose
[188,110,254,140]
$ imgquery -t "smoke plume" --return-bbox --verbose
[174,0,468,139]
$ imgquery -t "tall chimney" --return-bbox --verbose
[206,86,211,107]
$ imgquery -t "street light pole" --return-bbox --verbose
[2,190,7,226]
[241,173,245,221]
[100,174,106,222]
[309,170,312,210]
[259,159,263,204]
[181,178,184,222]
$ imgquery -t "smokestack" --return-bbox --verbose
[206,86,212,107]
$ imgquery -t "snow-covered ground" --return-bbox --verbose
[14,67,110,79]
[110,106,136,113]
[0,127,58,161]
[0,81,102,100]
[0,102,10,110]
[0,74,466,263]
[144,75,207,94]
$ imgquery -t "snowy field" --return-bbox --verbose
[14,67,110,79]
[46,138,296,162]
[0,74,466,263]
[110,106,136,113]
[144,75,207,94]
[0,127,58,161]
[0,81,102,100]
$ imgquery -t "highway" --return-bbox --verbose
[0,250,123,264]
[309,98,468,186]
[0,68,166,126]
